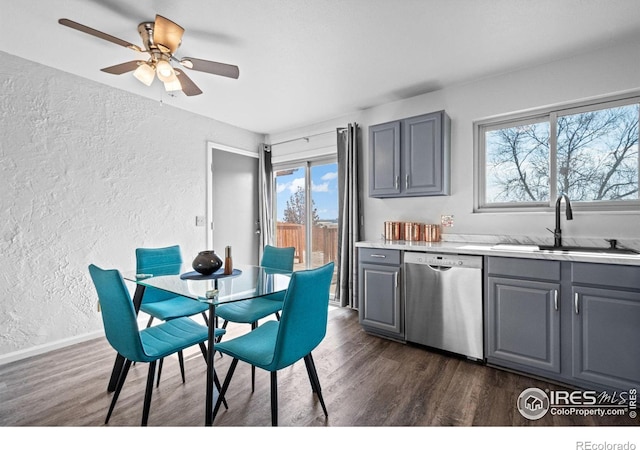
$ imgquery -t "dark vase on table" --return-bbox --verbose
[192,250,223,275]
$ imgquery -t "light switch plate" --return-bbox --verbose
[195,216,206,227]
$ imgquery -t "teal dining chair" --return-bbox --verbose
[88,264,226,426]
[137,245,210,326]
[214,245,295,390]
[212,262,334,426]
[136,245,211,384]
[215,245,295,328]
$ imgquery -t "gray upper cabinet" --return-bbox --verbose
[369,111,450,198]
[369,121,401,196]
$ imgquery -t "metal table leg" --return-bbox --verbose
[205,302,216,426]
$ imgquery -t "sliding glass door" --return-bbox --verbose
[274,158,338,293]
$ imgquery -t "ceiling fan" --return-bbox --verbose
[58,15,239,96]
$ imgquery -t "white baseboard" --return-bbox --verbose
[0,330,105,366]
[0,314,160,367]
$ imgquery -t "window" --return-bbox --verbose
[476,95,640,211]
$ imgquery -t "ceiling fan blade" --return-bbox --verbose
[180,57,240,79]
[153,14,184,54]
[100,61,143,75]
[175,70,203,96]
[58,18,142,52]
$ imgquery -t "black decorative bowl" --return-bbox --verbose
[192,250,223,275]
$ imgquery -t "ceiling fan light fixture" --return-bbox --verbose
[59,16,240,97]
[163,78,182,92]
[156,59,176,82]
[133,62,155,86]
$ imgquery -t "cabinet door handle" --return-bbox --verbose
[395,272,399,288]
[554,289,558,311]
[395,176,399,189]
[370,254,387,259]
[574,292,580,315]
[405,174,409,189]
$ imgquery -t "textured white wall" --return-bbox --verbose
[0,51,263,360]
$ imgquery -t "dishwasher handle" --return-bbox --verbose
[427,265,453,272]
[403,252,483,269]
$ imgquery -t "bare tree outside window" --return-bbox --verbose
[557,104,638,201]
[483,102,639,207]
[486,121,550,203]
[283,186,320,225]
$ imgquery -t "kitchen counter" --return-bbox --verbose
[356,238,640,266]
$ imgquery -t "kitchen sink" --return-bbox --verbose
[537,245,640,255]
[490,244,539,252]
[490,243,640,255]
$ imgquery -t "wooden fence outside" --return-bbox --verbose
[276,222,338,266]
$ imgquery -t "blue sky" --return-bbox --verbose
[275,163,338,222]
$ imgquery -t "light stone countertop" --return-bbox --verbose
[356,235,640,267]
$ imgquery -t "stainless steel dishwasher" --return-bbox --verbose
[404,252,484,360]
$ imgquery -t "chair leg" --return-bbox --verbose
[156,358,163,387]
[141,360,157,426]
[212,358,238,421]
[275,312,281,321]
[146,316,154,328]
[199,342,207,362]
[304,353,328,417]
[201,311,209,326]
[303,354,317,393]
[216,320,229,352]
[178,351,186,383]
[106,359,132,424]
[270,371,278,426]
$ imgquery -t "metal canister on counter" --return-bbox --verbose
[384,221,404,241]
[404,222,421,241]
[423,224,441,242]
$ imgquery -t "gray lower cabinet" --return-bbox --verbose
[369,111,450,198]
[486,256,640,392]
[571,263,640,391]
[486,257,561,374]
[358,248,403,340]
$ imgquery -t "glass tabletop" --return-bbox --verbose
[123,264,292,305]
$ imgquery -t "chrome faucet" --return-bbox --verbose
[549,194,573,247]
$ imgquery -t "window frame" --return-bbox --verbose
[474,92,640,213]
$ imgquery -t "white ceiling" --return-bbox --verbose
[2,0,640,135]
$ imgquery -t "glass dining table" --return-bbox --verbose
[114,264,292,426]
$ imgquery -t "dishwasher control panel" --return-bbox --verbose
[404,252,483,269]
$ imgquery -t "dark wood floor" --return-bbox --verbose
[0,308,636,429]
